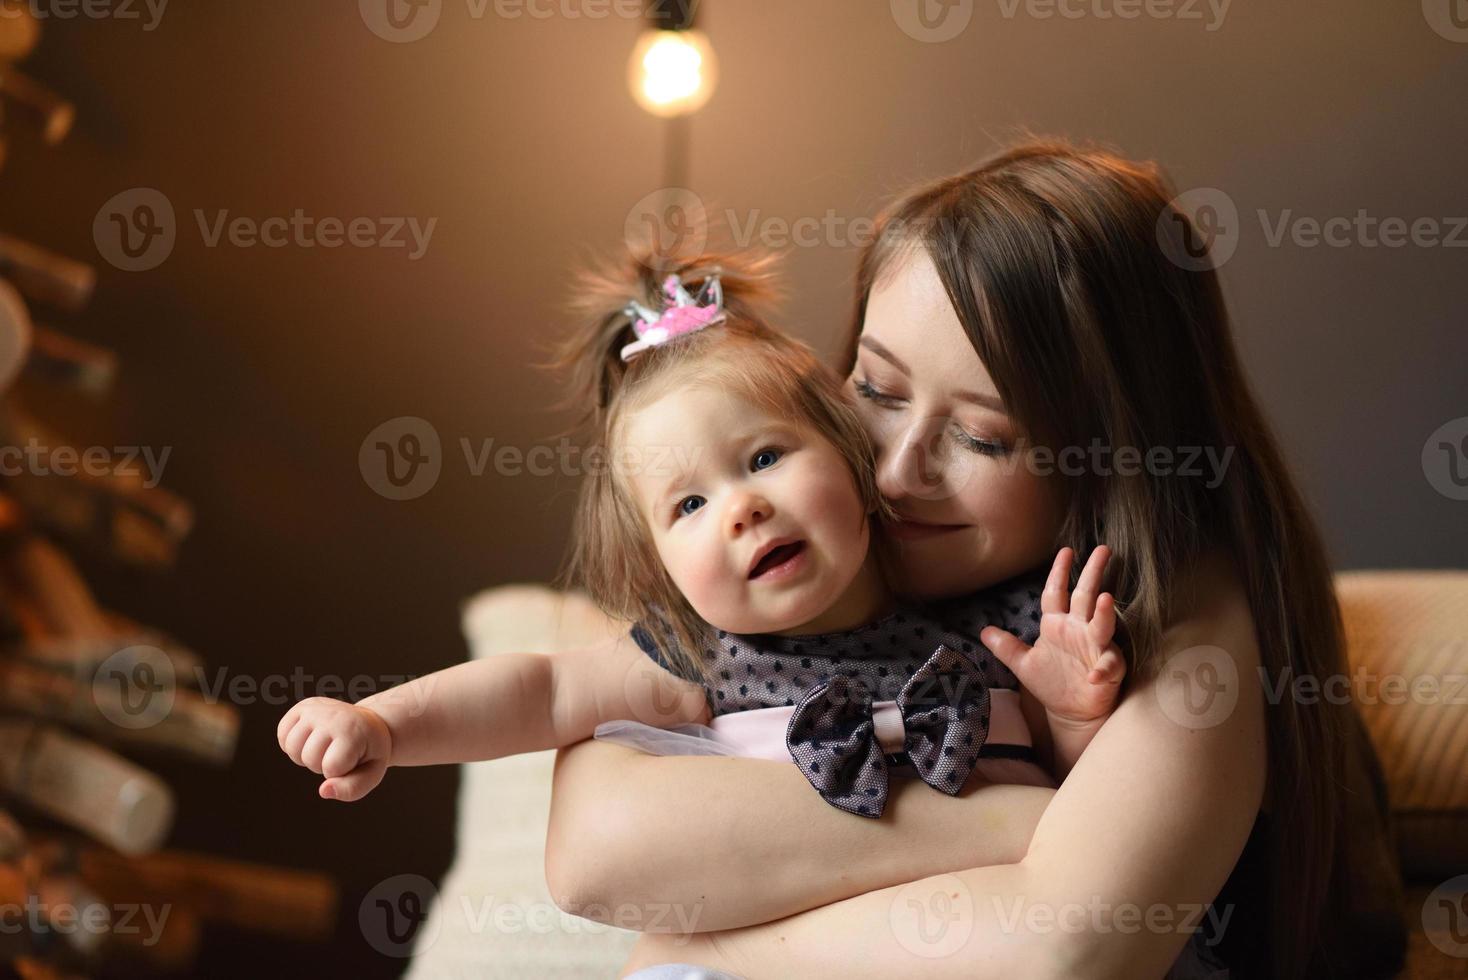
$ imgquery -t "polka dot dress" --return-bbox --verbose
[631,570,1046,733]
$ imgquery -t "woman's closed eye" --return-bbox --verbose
[855,377,1008,456]
[853,377,903,408]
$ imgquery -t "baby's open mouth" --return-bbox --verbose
[749,540,806,579]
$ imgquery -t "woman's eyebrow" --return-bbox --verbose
[860,336,1008,413]
[859,336,908,374]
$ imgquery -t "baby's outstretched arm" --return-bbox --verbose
[276,632,709,802]
[981,545,1127,782]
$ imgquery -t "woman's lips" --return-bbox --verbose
[884,517,969,541]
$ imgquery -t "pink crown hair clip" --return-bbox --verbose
[619,272,727,362]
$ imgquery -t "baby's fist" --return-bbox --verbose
[276,697,392,802]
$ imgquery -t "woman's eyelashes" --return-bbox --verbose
[852,377,903,408]
[672,446,787,521]
[950,425,1007,456]
[853,376,1008,456]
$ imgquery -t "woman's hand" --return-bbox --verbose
[277,697,393,802]
[980,546,1126,727]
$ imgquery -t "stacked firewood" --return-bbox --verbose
[0,10,337,977]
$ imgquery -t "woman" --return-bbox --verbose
[544,141,1407,978]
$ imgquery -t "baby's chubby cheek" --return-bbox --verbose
[661,542,744,629]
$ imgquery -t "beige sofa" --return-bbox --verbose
[404,572,1468,979]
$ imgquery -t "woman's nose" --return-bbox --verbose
[876,417,950,501]
[724,491,772,536]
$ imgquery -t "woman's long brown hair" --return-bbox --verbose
[843,140,1406,978]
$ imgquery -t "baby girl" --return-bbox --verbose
[277,249,1125,819]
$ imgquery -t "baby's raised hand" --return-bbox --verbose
[980,546,1127,726]
[277,697,393,802]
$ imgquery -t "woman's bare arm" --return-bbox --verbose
[545,739,1056,933]
[617,554,1267,978]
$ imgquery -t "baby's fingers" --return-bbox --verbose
[1087,592,1117,647]
[980,626,1032,674]
[1071,546,1111,620]
[1042,548,1075,616]
[300,728,335,774]
[321,760,386,803]
[320,735,365,780]
[1086,648,1126,685]
[282,717,315,766]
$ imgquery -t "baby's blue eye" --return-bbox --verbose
[677,495,706,517]
[752,448,783,470]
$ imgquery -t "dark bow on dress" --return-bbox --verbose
[784,644,991,818]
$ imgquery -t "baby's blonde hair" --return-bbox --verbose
[549,245,890,683]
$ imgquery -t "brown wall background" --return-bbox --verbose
[0,1,1463,976]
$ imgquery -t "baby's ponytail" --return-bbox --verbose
[549,243,782,431]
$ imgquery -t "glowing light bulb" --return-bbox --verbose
[629,28,717,118]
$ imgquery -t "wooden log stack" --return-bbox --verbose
[0,12,339,975]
